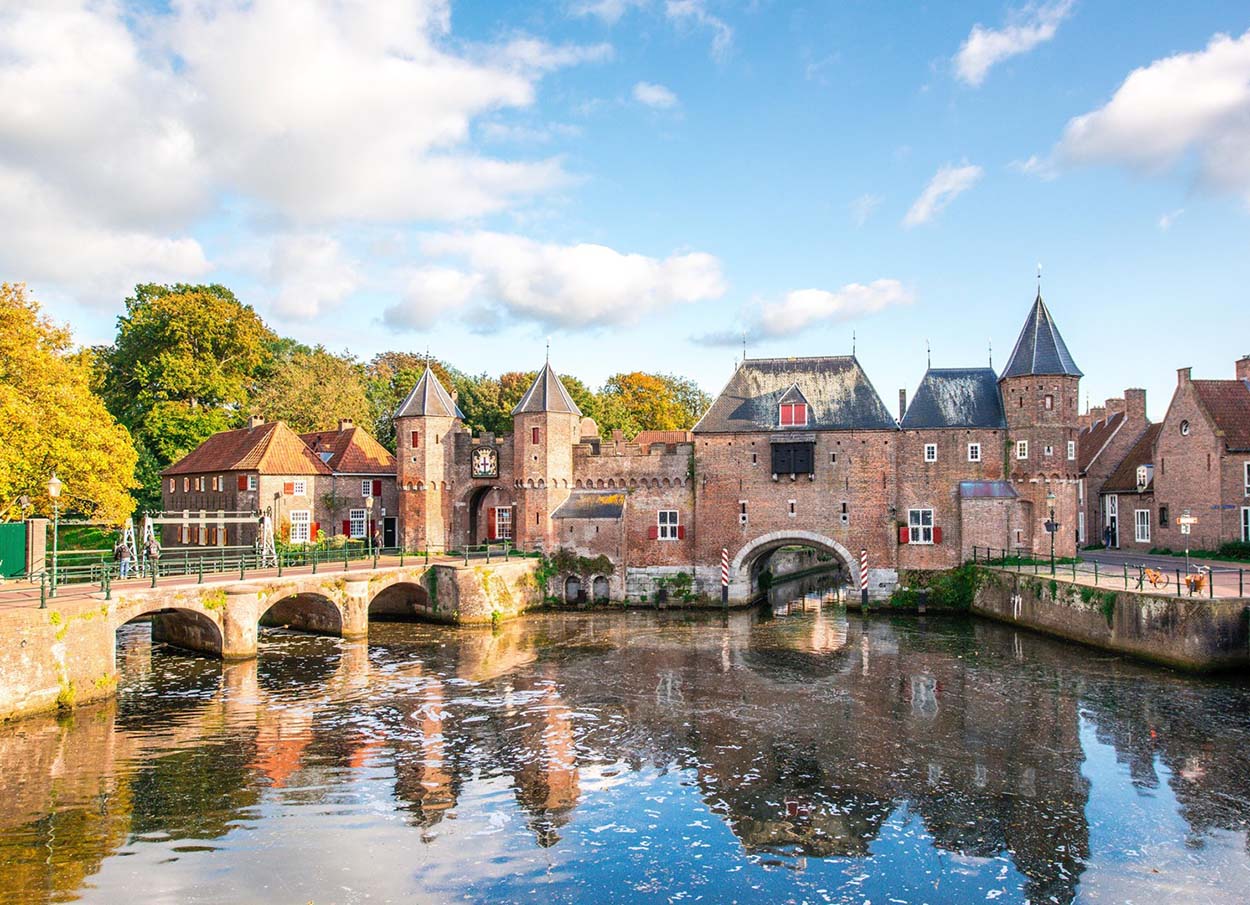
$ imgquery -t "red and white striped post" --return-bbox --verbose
[859,548,869,607]
[721,547,730,609]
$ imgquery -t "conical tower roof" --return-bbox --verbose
[394,366,465,420]
[1000,292,1082,379]
[512,362,583,417]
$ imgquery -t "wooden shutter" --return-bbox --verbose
[311,523,319,542]
[898,525,909,544]
[647,525,658,540]
[677,525,686,540]
[933,527,943,545]
[487,508,497,540]
[237,474,248,491]
[342,520,350,536]
[372,479,382,497]
[794,444,814,474]
[411,430,419,448]
[283,481,295,495]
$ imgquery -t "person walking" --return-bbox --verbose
[146,536,161,578]
[1102,525,1112,550]
[118,541,132,579]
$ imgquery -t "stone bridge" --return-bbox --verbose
[0,558,539,721]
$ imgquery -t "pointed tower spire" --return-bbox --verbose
[394,365,465,420]
[512,362,582,416]
[1000,288,1082,379]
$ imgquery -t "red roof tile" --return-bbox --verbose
[300,426,395,474]
[162,421,332,476]
[1192,379,1250,452]
[1103,423,1162,493]
[1078,412,1124,472]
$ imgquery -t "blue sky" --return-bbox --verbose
[4,1,1249,419]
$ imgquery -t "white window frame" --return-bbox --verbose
[1244,462,1250,496]
[1016,440,1028,460]
[923,443,937,463]
[908,508,934,545]
[247,474,257,491]
[1242,507,1250,543]
[1105,494,1118,521]
[292,479,307,496]
[349,508,367,539]
[169,478,175,493]
[658,509,679,540]
[1067,440,1076,461]
[1134,509,1151,544]
[290,510,311,544]
[968,443,981,463]
[495,507,513,540]
[361,479,373,498]
[1078,511,1085,544]
[1136,466,1149,488]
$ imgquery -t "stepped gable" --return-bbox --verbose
[300,426,395,474]
[1078,412,1126,472]
[395,366,465,420]
[1191,379,1250,452]
[1103,423,1163,492]
[1001,292,1083,379]
[900,368,1006,430]
[512,362,583,416]
[162,421,331,476]
[693,356,897,433]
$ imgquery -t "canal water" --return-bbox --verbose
[3,574,1250,904]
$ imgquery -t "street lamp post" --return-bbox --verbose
[365,495,375,559]
[47,473,63,598]
[1046,490,1057,576]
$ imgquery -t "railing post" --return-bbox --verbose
[1210,568,1215,599]
[486,543,491,564]
[240,556,246,580]
[464,548,469,566]
[344,543,349,571]
[399,548,405,567]
[312,546,318,574]
[103,568,111,601]
[39,571,47,609]
[277,551,283,578]
[1176,568,1182,594]
[1094,561,1099,586]
[1240,568,1244,598]
[1123,564,1128,590]
[373,548,378,570]
[198,557,204,584]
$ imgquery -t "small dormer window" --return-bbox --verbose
[780,403,808,427]
[1136,466,1148,487]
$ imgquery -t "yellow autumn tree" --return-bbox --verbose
[0,283,137,522]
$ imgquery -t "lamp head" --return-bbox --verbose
[47,473,63,499]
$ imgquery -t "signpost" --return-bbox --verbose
[859,548,869,608]
[720,547,729,609]
[1177,511,1198,573]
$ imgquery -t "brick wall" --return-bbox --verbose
[1153,371,1226,550]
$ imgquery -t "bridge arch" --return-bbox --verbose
[368,580,436,621]
[259,592,344,637]
[730,530,857,598]
[117,606,225,659]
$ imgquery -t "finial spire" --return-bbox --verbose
[852,330,857,356]
[546,336,551,363]
[741,329,747,362]
[988,338,993,369]
[1036,261,1043,297]
[926,339,931,369]
[424,345,430,368]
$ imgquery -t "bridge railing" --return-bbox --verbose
[2,539,543,605]
[969,546,1247,599]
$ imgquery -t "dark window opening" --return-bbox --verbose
[771,442,814,475]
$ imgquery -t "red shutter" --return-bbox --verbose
[411,431,419,448]
[311,523,319,542]
[898,525,909,544]
[373,479,382,497]
[237,474,247,491]
[532,427,540,445]
[487,508,497,540]
[647,525,659,540]
[934,526,943,545]
[283,482,294,495]
[342,519,350,536]
[677,525,686,539]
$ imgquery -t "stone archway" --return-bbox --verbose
[119,607,225,659]
[259,592,344,636]
[730,530,858,600]
[368,581,435,621]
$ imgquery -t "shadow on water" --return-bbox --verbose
[1,587,1250,903]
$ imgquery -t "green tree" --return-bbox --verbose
[0,284,137,522]
[100,283,276,508]
[597,372,704,438]
[252,346,371,433]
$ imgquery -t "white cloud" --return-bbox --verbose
[633,81,679,109]
[665,0,733,61]
[849,193,882,227]
[954,0,1075,87]
[393,231,726,329]
[267,235,360,320]
[384,267,484,330]
[1057,29,1250,203]
[1158,208,1184,230]
[571,0,647,25]
[0,0,608,304]
[903,164,983,227]
[756,281,914,338]
[1008,154,1058,180]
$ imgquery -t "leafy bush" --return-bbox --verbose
[888,564,984,611]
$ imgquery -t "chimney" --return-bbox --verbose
[1078,412,1092,431]
[1124,388,1147,424]
[898,389,907,422]
[1236,355,1250,382]
[338,418,353,431]
[1089,405,1106,425]
[248,415,264,429]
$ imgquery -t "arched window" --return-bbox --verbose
[564,575,582,604]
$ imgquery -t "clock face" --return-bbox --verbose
[471,446,499,478]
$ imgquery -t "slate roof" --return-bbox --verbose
[394,367,464,420]
[1001,293,1083,379]
[162,421,332,476]
[1192,379,1250,452]
[693,356,897,433]
[551,492,625,520]
[512,363,583,416]
[1103,423,1163,493]
[900,368,1006,430]
[300,426,396,474]
[959,481,1018,499]
[1078,412,1126,472]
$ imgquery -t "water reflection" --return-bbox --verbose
[1,586,1248,903]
